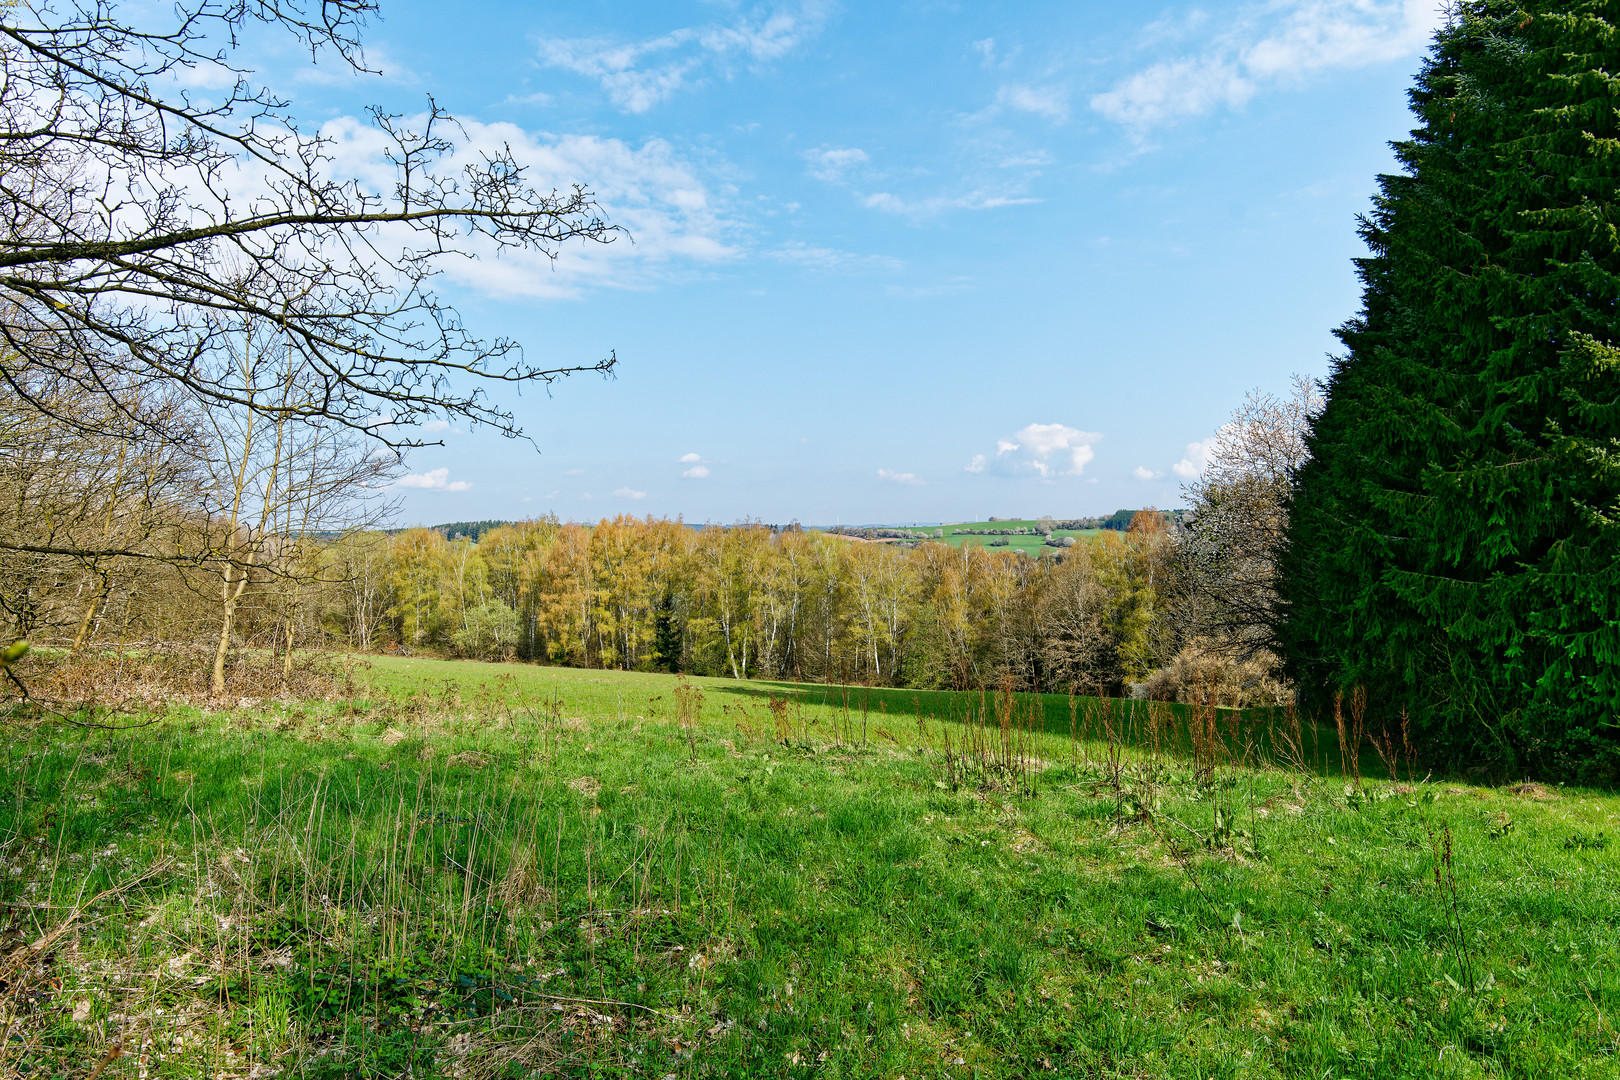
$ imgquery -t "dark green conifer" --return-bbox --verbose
[652,590,683,673]
[1281,2,1620,780]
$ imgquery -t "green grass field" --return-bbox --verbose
[3,656,1617,1078]
[927,520,1104,557]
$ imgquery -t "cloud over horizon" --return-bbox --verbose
[1172,437,1215,478]
[967,423,1102,479]
[398,467,472,492]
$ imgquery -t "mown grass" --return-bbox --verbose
[1,656,1617,1078]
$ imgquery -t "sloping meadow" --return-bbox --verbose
[1,657,1616,1078]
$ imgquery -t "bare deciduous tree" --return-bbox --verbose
[0,366,198,646]
[0,0,619,457]
[191,312,396,693]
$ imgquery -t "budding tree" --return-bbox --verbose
[1180,376,1322,660]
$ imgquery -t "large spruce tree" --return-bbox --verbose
[1281,2,1620,781]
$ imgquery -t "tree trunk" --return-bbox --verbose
[212,568,249,696]
[69,572,111,655]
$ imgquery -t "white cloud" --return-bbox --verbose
[996,84,1069,123]
[1093,56,1251,130]
[1133,465,1163,480]
[970,423,1102,480]
[1093,0,1441,132]
[319,119,736,298]
[538,4,829,113]
[397,467,472,492]
[877,468,925,486]
[804,146,870,182]
[972,38,997,67]
[613,487,648,500]
[1173,438,1215,478]
[565,468,585,476]
[679,452,716,477]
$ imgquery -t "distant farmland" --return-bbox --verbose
[825,519,1107,556]
[936,519,1101,555]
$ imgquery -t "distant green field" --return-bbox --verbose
[931,519,1103,556]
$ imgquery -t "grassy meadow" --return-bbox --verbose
[1,655,1617,1078]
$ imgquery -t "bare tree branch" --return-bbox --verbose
[0,0,621,447]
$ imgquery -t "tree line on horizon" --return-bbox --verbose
[10,507,1288,705]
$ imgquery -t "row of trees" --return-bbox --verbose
[314,515,1196,695]
[7,504,1226,697]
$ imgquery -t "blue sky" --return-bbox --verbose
[265,0,1442,526]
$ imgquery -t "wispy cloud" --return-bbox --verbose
[613,486,648,500]
[999,150,1053,169]
[682,465,711,479]
[766,242,902,273]
[877,468,925,486]
[996,84,1069,123]
[1093,0,1441,132]
[968,423,1102,479]
[804,146,870,182]
[294,41,420,87]
[501,90,555,108]
[397,467,472,492]
[538,3,829,113]
[862,190,1040,218]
